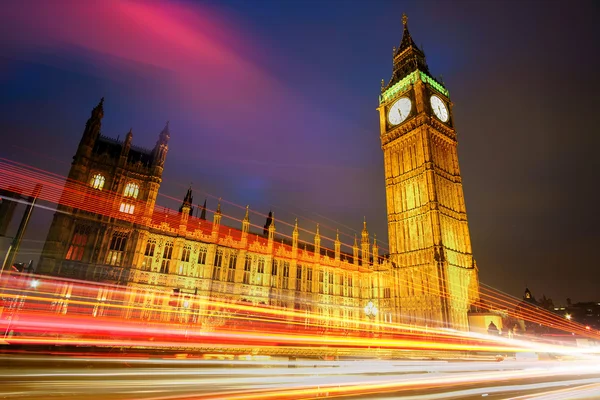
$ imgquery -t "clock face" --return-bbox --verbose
[388,97,412,125]
[430,95,449,122]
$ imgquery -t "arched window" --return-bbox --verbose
[143,239,156,271]
[123,182,139,199]
[106,231,128,266]
[90,174,105,190]
[160,242,173,274]
[66,225,90,261]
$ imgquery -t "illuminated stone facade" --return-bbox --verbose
[39,16,479,331]
[38,99,394,330]
[377,15,479,329]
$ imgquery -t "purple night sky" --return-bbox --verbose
[0,0,598,303]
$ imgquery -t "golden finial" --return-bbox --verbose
[244,205,249,220]
[216,198,221,213]
[336,229,340,241]
[402,13,408,27]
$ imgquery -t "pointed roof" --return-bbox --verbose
[383,13,432,93]
[397,13,418,54]
[157,121,170,144]
[90,97,104,115]
[184,186,193,204]
[87,97,104,123]
[200,199,207,220]
[179,186,193,215]
[268,211,275,230]
[263,210,273,236]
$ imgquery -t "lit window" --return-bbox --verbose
[124,182,139,199]
[296,265,302,291]
[197,247,207,265]
[143,239,156,271]
[160,242,173,274]
[119,202,135,214]
[66,225,90,261]
[243,256,251,284]
[227,254,237,282]
[106,232,128,266]
[212,250,223,280]
[90,174,105,190]
[256,258,265,285]
[182,245,191,262]
[271,260,278,287]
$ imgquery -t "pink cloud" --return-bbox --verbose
[1,0,287,123]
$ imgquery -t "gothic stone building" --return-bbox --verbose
[39,16,480,331]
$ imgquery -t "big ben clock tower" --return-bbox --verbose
[378,14,479,330]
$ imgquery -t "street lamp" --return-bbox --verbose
[566,313,572,321]
[364,300,378,320]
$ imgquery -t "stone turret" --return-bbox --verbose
[152,121,170,170]
[267,212,275,251]
[242,205,250,234]
[292,218,299,254]
[353,235,359,265]
[314,224,321,260]
[361,218,370,265]
[372,234,379,267]
[334,229,341,261]
[212,199,221,239]
[179,186,192,233]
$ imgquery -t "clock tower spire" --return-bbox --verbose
[384,13,430,92]
[378,14,480,330]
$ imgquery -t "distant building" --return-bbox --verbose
[554,301,600,331]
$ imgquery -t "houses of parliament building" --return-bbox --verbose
[38,15,480,331]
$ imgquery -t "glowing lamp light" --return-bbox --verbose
[565,313,572,320]
[364,300,378,319]
[30,279,39,289]
[586,326,591,330]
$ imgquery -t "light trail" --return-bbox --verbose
[2,356,600,399]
